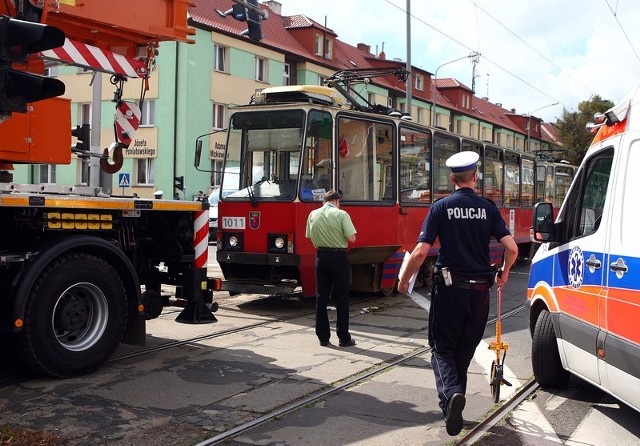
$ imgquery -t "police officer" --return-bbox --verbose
[398,151,518,436]
[306,189,357,347]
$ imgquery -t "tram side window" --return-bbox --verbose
[521,159,535,207]
[555,165,574,206]
[300,110,333,202]
[535,165,546,203]
[337,116,394,203]
[504,153,520,208]
[399,127,432,204]
[433,133,459,200]
[545,166,555,206]
[462,139,483,194]
[484,147,504,205]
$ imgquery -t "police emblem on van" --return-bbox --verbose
[568,246,584,289]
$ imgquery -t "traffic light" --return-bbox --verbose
[0,15,66,118]
[243,0,263,41]
[71,124,90,154]
[225,0,263,41]
[174,175,184,191]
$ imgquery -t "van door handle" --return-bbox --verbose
[610,258,628,278]
[586,255,601,270]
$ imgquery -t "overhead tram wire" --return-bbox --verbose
[470,0,599,98]
[383,0,568,111]
[604,0,640,66]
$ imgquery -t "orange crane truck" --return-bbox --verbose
[0,0,220,378]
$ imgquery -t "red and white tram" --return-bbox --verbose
[209,80,575,298]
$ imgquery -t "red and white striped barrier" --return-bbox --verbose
[193,210,209,269]
[41,38,148,78]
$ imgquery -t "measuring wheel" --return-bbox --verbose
[490,360,501,403]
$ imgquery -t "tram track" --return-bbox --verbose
[194,303,530,446]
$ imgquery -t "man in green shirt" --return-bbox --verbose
[306,190,357,347]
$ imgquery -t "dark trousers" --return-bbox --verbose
[315,250,351,344]
[429,283,490,414]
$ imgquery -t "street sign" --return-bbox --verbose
[118,173,130,188]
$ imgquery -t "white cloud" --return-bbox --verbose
[272,0,640,122]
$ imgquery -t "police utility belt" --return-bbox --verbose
[432,266,493,291]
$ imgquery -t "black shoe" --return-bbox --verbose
[445,393,465,436]
[339,339,356,347]
[320,341,329,346]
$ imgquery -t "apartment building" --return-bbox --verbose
[17,0,558,197]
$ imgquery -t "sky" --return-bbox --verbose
[271,0,640,123]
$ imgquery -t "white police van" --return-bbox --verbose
[528,85,640,413]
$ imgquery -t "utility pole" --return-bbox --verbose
[405,0,412,116]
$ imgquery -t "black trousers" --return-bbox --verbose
[429,282,490,414]
[315,250,351,344]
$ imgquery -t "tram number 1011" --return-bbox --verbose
[222,216,246,230]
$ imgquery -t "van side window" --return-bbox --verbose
[564,148,613,239]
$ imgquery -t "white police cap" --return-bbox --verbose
[153,190,163,196]
[446,151,479,173]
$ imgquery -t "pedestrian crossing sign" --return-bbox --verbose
[118,173,130,188]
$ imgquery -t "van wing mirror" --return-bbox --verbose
[532,202,554,242]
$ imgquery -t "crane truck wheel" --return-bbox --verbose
[9,253,128,378]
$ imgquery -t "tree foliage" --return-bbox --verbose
[556,95,614,165]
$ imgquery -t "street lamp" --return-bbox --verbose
[526,102,558,154]
[430,51,480,127]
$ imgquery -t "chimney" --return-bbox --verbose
[357,43,371,54]
[263,1,282,15]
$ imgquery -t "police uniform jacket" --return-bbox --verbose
[418,187,510,276]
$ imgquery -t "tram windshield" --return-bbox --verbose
[222,109,305,202]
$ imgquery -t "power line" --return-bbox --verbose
[603,0,640,66]
[383,0,570,110]
[470,0,598,97]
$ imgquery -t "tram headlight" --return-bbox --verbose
[268,233,288,253]
[222,232,243,251]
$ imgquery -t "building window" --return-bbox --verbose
[45,66,58,77]
[456,120,462,134]
[283,63,290,85]
[470,123,476,137]
[315,34,322,56]
[214,44,227,72]
[415,74,424,91]
[318,75,327,86]
[80,103,91,125]
[213,103,226,130]
[140,100,155,127]
[417,107,424,123]
[135,158,155,185]
[37,165,56,184]
[255,57,266,82]
[324,38,333,59]
[211,159,223,187]
[481,127,488,141]
[78,158,89,185]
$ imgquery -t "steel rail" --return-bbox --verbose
[455,378,540,445]
[195,304,529,445]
